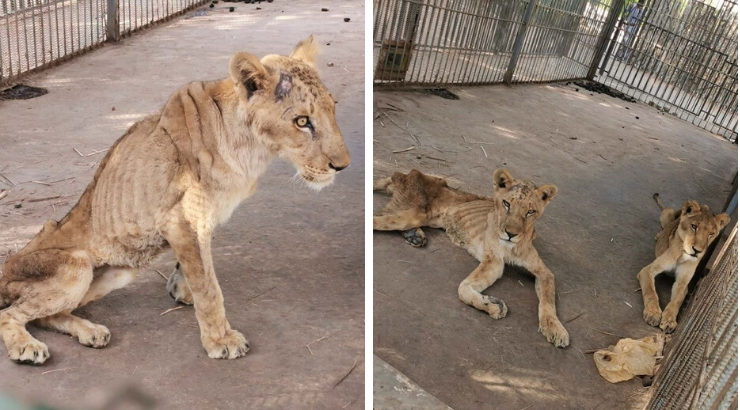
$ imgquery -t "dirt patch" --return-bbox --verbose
[0,84,48,100]
[569,80,637,103]
[420,88,460,100]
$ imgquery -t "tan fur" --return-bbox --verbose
[638,195,730,333]
[373,169,569,347]
[0,35,350,364]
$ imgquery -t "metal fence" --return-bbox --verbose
[595,0,738,142]
[0,0,207,84]
[373,0,615,85]
[646,225,738,410]
[373,0,738,141]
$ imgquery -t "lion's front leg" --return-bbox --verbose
[520,253,569,348]
[458,255,507,319]
[659,264,695,333]
[162,218,248,360]
[637,252,675,327]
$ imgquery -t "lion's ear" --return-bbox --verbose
[290,35,319,69]
[229,52,270,99]
[537,184,558,205]
[493,169,514,192]
[682,200,700,215]
[716,213,730,229]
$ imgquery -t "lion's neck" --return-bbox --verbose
[208,81,275,188]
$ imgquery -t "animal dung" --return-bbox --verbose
[344,17,350,22]
[321,8,328,11]
[229,6,234,11]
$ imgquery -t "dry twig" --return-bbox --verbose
[333,359,358,388]
[160,306,184,316]
[392,146,416,154]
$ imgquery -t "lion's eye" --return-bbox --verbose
[691,224,698,232]
[502,200,510,210]
[294,116,311,129]
[527,210,535,216]
[709,232,715,237]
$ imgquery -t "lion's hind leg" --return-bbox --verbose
[401,228,427,248]
[35,266,137,348]
[373,210,429,247]
[659,207,680,229]
[458,256,507,319]
[0,250,93,364]
[373,177,393,192]
[166,262,194,305]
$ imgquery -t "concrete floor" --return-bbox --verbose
[373,84,736,410]
[0,1,364,408]
[374,355,451,410]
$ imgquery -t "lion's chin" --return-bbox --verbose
[300,172,335,191]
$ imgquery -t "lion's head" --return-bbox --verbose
[227,35,350,190]
[490,169,557,246]
[676,200,729,259]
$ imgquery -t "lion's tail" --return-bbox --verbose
[653,193,666,210]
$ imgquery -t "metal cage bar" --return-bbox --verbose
[593,0,738,142]
[0,0,208,85]
[646,225,738,410]
[373,0,738,142]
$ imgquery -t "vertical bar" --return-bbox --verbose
[40,0,46,65]
[106,0,117,40]
[504,0,537,84]
[587,0,623,79]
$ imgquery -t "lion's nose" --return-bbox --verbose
[329,163,347,172]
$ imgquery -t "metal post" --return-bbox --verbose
[587,0,624,80]
[106,0,119,42]
[503,0,537,84]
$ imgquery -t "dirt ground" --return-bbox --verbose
[0,1,364,408]
[373,85,736,410]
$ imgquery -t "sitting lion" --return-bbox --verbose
[0,35,350,364]
[373,169,569,347]
[637,194,729,333]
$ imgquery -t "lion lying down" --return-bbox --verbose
[373,169,569,348]
[0,35,350,364]
[637,194,729,333]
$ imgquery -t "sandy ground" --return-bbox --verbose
[0,0,365,408]
[373,84,736,410]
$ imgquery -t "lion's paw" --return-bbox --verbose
[8,338,49,365]
[401,228,426,248]
[659,315,678,334]
[484,296,508,319]
[202,329,249,360]
[539,317,569,348]
[167,265,193,305]
[77,323,111,348]
[643,306,662,327]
